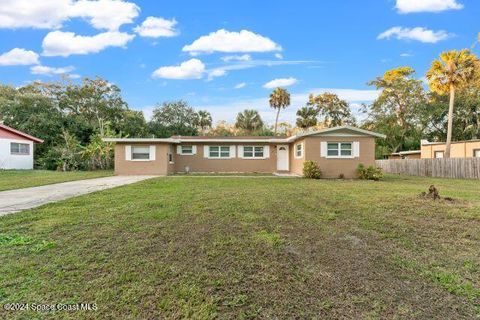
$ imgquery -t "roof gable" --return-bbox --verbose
[295,126,386,139]
[0,124,43,143]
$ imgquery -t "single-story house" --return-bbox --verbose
[421,139,480,159]
[0,123,43,170]
[104,126,385,178]
[388,150,421,160]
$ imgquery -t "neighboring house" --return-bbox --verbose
[421,139,480,159]
[0,123,43,169]
[388,150,421,160]
[104,126,385,178]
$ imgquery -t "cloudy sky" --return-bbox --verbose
[0,0,478,125]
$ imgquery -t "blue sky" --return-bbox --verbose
[0,0,478,125]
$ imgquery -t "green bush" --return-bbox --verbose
[356,164,383,181]
[303,160,322,179]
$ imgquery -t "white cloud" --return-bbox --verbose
[207,69,227,81]
[377,26,451,43]
[42,31,135,57]
[221,54,251,62]
[183,29,282,55]
[400,53,413,57]
[275,53,283,59]
[234,82,246,89]
[152,59,205,80]
[30,65,75,76]
[134,17,178,38]
[263,77,298,89]
[0,48,39,66]
[0,0,139,31]
[396,0,463,13]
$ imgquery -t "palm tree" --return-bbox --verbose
[296,106,318,129]
[269,87,290,135]
[196,110,212,134]
[235,109,264,132]
[426,49,479,158]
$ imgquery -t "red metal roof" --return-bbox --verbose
[0,123,44,143]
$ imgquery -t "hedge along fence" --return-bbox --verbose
[375,158,480,179]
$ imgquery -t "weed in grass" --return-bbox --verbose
[0,234,34,246]
[30,240,56,253]
[254,230,283,246]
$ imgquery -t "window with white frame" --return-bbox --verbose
[327,142,352,157]
[209,146,230,158]
[180,145,193,155]
[131,146,150,160]
[243,146,264,158]
[434,151,444,159]
[10,142,30,155]
[295,143,303,158]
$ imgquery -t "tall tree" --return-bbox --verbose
[364,67,426,155]
[150,100,199,137]
[196,110,212,134]
[235,109,264,132]
[308,92,354,127]
[426,50,479,158]
[296,106,318,129]
[269,87,290,135]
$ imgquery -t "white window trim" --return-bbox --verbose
[206,145,234,159]
[177,145,197,156]
[128,145,155,161]
[240,145,268,159]
[325,142,354,159]
[294,142,304,159]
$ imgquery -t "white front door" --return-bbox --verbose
[277,145,289,171]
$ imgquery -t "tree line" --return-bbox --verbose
[0,49,479,170]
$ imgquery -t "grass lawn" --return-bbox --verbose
[0,170,113,191]
[0,174,479,319]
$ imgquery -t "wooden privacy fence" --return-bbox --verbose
[375,158,480,179]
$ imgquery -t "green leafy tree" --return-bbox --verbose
[235,109,264,133]
[269,87,290,135]
[308,92,354,127]
[426,50,479,157]
[296,106,318,129]
[149,100,199,137]
[196,110,212,134]
[364,67,426,155]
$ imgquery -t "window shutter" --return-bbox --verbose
[125,145,132,161]
[264,145,270,158]
[238,145,244,158]
[353,141,360,157]
[320,142,327,157]
[176,145,182,154]
[203,146,209,158]
[149,145,156,161]
[230,145,236,158]
[192,145,197,155]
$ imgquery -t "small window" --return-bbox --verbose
[327,142,352,158]
[474,149,480,158]
[131,146,150,160]
[243,146,264,158]
[169,153,173,162]
[209,146,230,158]
[295,143,303,158]
[10,143,30,155]
[434,151,444,159]
[181,145,193,155]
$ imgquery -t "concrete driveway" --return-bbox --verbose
[0,175,157,217]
